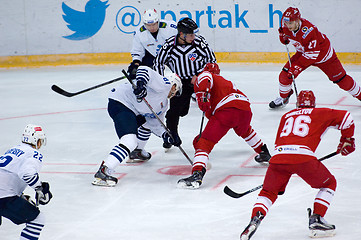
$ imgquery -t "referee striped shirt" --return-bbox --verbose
[153,34,216,81]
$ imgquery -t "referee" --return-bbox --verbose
[153,17,216,149]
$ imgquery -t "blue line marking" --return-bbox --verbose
[250,30,268,33]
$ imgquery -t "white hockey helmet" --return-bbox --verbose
[22,124,47,149]
[143,9,159,24]
[165,73,182,96]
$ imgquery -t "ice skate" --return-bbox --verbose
[92,162,118,187]
[308,208,336,238]
[269,89,293,109]
[127,149,151,163]
[163,142,172,151]
[177,167,206,189]
[240,211,264,240]
[255,144,271,163]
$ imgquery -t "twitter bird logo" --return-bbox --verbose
[62,0,109,40]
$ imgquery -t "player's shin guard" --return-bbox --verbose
[279,69,294,98]
[128,126,152,162]
[136,126,151,144]
[333,74,361,100]
[252,196,273,218]
[313,188,335,217]
[20,212,45,240]
[242,127,263,153]
[192,150,209,172]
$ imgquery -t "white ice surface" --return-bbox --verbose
[1,63,360,240]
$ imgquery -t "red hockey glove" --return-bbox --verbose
[337,137,355,156]
[287,65,303,79]
[278,27,290,45]
[196,92,210,112]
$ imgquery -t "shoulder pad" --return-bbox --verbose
[159,22,167,28]
[140,26,147,32]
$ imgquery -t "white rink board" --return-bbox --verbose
[0,0,360,56]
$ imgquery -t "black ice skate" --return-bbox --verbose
[269,89,293,109]
[92,161,118,187]
[177,167,206,189]
[308,208,336,238]
[163,141,172,151]
[127,149,151,163]
[240,211,264,240]
[255,144,271,163]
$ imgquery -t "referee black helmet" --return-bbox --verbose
[177,18,198,34]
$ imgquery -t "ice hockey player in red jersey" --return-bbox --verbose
[270,7,361,108]
[240,90,356,239]
[177,63,271,189]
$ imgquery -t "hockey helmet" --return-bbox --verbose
[165,72,183,96]
[22,124,47,149]
[282,7,301,22]
[203,63,220,75]
[297,90,316,108]
[177,18,198,34]
[143,9,159,24]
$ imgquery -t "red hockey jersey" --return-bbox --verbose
[282,18,333,67]
[271,107,354,164]
[194,71,251,118]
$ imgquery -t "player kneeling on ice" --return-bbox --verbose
[177,63,271,189]
[92,66,182,187]
[240,90,355,240]
[0,124,53,240]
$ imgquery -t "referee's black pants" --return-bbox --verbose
[165,81,194,137]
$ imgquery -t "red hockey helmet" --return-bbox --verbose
[203,63,220,75]
[297,90,316,108]
[282,7,301,22]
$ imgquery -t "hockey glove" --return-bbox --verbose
[35,182,53,205]
[133,80,147,100]
[21,194,36,206]
[162,131,182,147]
[287,65,303,79]
[127,60,140,79]
[278,27,290,45]
[337,137,355,156]
[196,92,211,112]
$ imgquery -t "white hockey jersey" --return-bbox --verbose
[131,20,177,61]
[0,143,43,198]
[109,66,171,136]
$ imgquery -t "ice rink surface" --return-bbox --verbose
[1,63,360,240]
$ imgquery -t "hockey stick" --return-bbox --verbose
[51,76,126,97]
[286,45,299,98]
[224,151,338,198]
[121,69,193,165]
[198,112,206,141]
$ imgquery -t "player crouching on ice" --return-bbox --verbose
[177,63,271,189]
[0,124,53,240]
[269,7,361,109]
[92,66,182,187]
[240,90,355,240]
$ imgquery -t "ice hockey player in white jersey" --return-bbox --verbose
[0,124,52,240]
[92,66,182,187]
[127,8,177,79]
